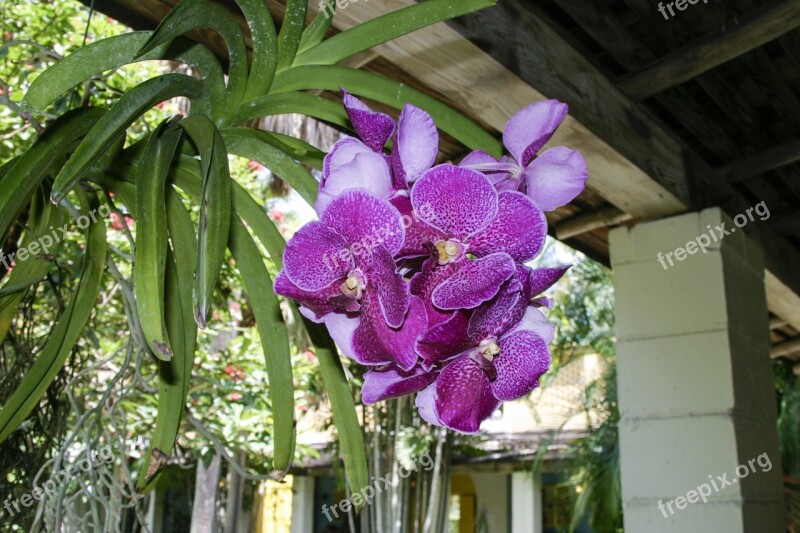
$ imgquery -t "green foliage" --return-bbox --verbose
[0,0,498,523]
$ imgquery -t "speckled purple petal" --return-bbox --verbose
[411,164,498,240]
[410,258,459,327]
[510,307,555,343]
[316,138,393,214]
[468,191,548,262]
[352,293,427,370]
[434,357,500,434]
[274,269,354,321]
[504,100,568,166]
[523,147,588,212]
[468,276,525,340]
[341,89,396,152]
[416,310,472,366]
[283,221,353,291]
[431,253,515,310]
[368,245,410,328]
[362,364,437,404]
[525,265,571,296]
[492,331,551,401]
[391,195,446,259]
[322,189,405,256]
[391,104,439,184]
[416,384,442,426]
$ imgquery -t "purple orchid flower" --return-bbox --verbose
[316,90,439,215]
[415,305,554,434]
[408,164,548,310]
[274,189,426,369]
[460,100,588,212]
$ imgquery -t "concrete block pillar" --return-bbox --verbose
[609,207,785,532]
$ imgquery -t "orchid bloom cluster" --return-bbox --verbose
[274,90,588,433]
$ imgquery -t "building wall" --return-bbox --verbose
[472,472,509,533]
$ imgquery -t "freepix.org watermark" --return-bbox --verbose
[3,445,115,518]
[322,450,434,521]
[0,204,112,271]
[657,452,772,518]
[656,201,770,271]
[318,0,369,20]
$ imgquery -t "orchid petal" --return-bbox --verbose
[468,276,525,340]
[411,164,498,240]
[368,245,410,328]
[468,191,548,262]
[341,89,396,152]
[434,357,500,434]
[460,151,518,192]
[391,103,439,185]
[352,293,427,370]
[391,195,446,259]
[510,306,555,343]
[410,258,459,327]
[316,138,393,214]
[525,265,571,296]
[492,331,551,401]
[283,221,353,291]
[416,384,442,427]
[362,364,436,404]
[322,189,405,257]
[504,100,568,166]
[431,253,515,310]
[274,270,355,321]
[416,310,471,366]
[523,146,589,212]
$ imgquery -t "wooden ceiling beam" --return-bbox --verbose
[770,336,800,360]
[555,207,632,240]
[617,1,800,101]
[718,137,800,183]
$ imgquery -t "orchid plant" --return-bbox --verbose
[275,92,588,433]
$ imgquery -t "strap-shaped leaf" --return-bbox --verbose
[0,191,107,443]
[271,66,503,156]
[223,128,318,205]
[276,0,308,72]
[247,130,325,170]
[178,115,232,329]
[233,0,278,100]
[24,33,224,118]
[228,219,295,476]
[0,189,68,344]
[0,107,106,242]
[293,0,495,67]
[297,1,336,56]
[303,318,369,508]
[51,74,202,204]
[137,0,248,122]
[237,91,348,129]
[134,121,183,360]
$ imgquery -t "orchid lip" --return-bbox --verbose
[341,269,367,300]
[434,239,466,265]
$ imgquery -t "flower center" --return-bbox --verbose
[341,269,367,300]
[479,338,500,362]
[434,239,465,265]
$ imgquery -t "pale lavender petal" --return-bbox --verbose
[431,253,515,310]
[341,89,396,152]
[504,100,568,166]
[468,191,548,262]
[391,104,439,184]
[416,384,442,426]
[509,307,555,343]
[468,276,525,340]
[274,270,354,321]
[410,258,458,327]
[492,331,550,401]
[459,151,519,192]
[523,146,588,212]
[316,138,393,214]
[434,357,500,434]
[411,164,498,240]
[368,245,410,328]
[525,265,571,296]
[391,195,446,259]
[324,310,360,359]
[352,293,427,370]
[283,221,353,291]
[362,364,436,404]
[322,189,405,256]
[416,310,471,366]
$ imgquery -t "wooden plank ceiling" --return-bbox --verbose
[79,0,800,362]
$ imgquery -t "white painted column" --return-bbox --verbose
[511,472,542,533]
[609,207,785,532]
[290,476,315,533]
